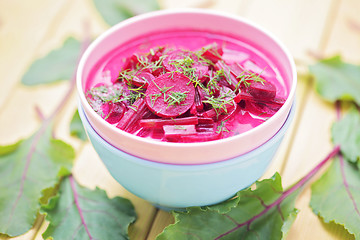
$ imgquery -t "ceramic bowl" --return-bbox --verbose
[78,103,295,209]
[77,9,297,164]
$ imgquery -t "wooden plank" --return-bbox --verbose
[0,0,71,108]
[160,0,247,13]
[282,0,359,239]
[242,0,336,62]
[159,0,216,9]
[147,210,174,239]
[324,0,360,62]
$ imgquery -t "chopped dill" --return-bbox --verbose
[203,90,234,114]
[149,93,162,107]
[235,69,266,91]
[165,91,189,108]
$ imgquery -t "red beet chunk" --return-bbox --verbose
[139,116,198,128]
[116,98,147,132]
[248,81,276,100]
[229,62,245,77]
[196,122,214,132]
[99,101,111,118]
[193,62,209,82]
[198,117,214,124]
[145,72,195,118]
[215,61,239,90]
[201,101,236,120]
[122,54,140,70]
[246,101,280,116]
[163,125,197,141]
[163,50,196,72]
[181,132,221,142]
[136,128,151,138]
[235,92,284,107]
[235,90,285,115]
[221,103,237,121]
[105,102,125,124]
[194,87,204,111]
[201,109,217,119]
[201,43,223,64]
[147,47,164,62]
[129,71,155,88]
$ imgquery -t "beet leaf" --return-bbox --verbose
[70,110,88,141]
[40,175,136,240]
[332,106,360,163]
[21,37,81,86]
[310,156,360,239]
[92,0,160,26]
[156,173,299,240]
[0,126,74,237]
[309,55,360,105]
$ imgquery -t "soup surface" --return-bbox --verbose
[85,29,288,142]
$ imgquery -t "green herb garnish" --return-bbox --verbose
[165,91,189,108]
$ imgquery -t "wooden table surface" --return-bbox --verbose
[1,0,359,239]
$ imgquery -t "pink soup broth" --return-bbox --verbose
[85,30,288,143]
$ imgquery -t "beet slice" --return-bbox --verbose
[201,101,236,120]
[193,62,209,82]
[147,47,164,62]
[234,91,285,107]
[145,72,195,118]
[201,43,223,64]
[163,50,196,72]
[105,102,125,124]
[127,71,155,88]
[122,54,140,70]
[248,81,276,100]
[246,101,280,116]
[215,61,239,90]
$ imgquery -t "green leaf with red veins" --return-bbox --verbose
[156,173,299,240]
[21,37,81,86]
[309,55,360,105]
[332,106,360,163]
[92,0,160,26]
[310,157,360,239]
[40,176,136,240]
[0,126,74,237]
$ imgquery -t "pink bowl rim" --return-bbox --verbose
[77,8,297,150]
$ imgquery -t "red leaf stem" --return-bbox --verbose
[215,145,341,240]
[335,100,341,120]
[35,105,45,121]
[339,155,360,217]
[69,175,93,240]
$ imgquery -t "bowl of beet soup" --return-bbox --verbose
[77,9,297,164]
[78,103,295,208]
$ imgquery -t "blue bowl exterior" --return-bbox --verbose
[79,104,295,208]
